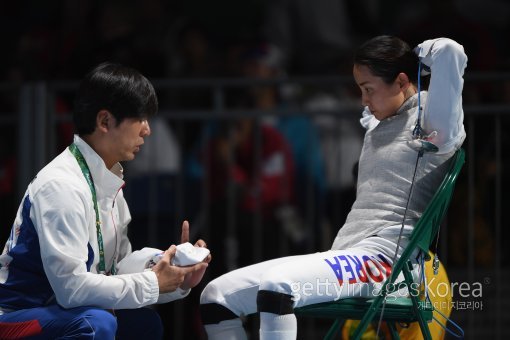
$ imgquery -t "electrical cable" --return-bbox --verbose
[375,61,437,339]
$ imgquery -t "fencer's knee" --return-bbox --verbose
[257,290,294,315]
[257,266,296,315]
[259,266,294,295]
[200,302,239,325]
[200,280,239,325]
[200,279,223,305]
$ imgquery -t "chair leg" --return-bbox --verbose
[402,268,432,340]
[350,294,386,340]
[324,319,343,340]
[387,322,400,340]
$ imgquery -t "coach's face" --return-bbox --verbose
[98,110,151,168]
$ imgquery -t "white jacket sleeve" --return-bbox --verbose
[32,179,159,309]
[415,38,468,154]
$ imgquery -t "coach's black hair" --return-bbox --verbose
[354,35,419,85]
[73,62,158,135]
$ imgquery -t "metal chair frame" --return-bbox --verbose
[295,148,466,340]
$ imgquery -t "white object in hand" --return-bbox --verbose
[172,242,210,266]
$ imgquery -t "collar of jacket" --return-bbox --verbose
[72,134,125,200]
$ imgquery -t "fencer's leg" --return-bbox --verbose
[257,290,297,340]
[200,256,302,340]
[200,302,247,340]
[255,238,419,340]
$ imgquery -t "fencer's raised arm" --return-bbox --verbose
[415,38,468,154]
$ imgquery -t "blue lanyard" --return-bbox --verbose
[69,143,115,275]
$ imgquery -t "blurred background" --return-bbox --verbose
[0,0,509,338]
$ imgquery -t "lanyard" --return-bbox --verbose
[69,143,115,275]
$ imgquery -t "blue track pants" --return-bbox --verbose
[0,305,163,339]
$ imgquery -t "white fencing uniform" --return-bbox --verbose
[200,38,467,340]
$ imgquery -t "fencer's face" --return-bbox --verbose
[353,64,405,121]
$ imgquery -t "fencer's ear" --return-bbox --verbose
[96,110,111,133]
[396,72,411,91]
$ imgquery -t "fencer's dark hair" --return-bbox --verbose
[354,35,419,84]
[73,62,158,135]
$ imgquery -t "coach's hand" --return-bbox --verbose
[152,245,208,293]
[179,220,212,289]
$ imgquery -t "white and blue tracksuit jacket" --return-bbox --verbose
[0,135,185,315]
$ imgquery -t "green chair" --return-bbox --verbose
[295,148,465,340]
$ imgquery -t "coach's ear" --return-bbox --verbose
[96,110,113,133]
